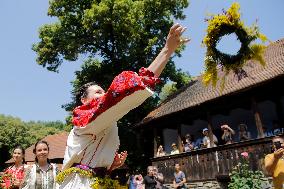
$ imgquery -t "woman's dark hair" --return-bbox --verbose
[13,145,26,164]
[75,81,98,107]
[33,140,50,163]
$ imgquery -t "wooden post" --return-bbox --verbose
[177,125,183,153]
[207,112,215,147]
[153,128,158,157]
[252,97,264,138]
[136,130,142,153]
[273,97,284,126]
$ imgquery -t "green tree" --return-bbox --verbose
[25,121,64,145]
[0,115,30,163]
[33,0,191,170]
[159,82,178,102]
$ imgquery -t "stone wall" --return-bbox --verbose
[164,181,223,189]
[163,178,273,189]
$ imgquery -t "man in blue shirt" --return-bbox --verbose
[173,163,187,189]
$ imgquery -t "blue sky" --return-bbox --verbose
[0,0,283,122]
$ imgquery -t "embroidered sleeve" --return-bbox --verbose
[21,167,31,189]
[138,67,160,89]
[72,68,159,127]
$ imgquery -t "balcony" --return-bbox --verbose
[151,137,272,183]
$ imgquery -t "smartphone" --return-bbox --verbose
[274,141,282,150]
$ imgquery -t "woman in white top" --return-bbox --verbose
[202,128,218,148]
[21,141,58,189]
[59,24,190,189]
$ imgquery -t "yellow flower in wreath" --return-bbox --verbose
[202,2,268,87]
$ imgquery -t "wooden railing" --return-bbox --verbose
[151,137,273,183]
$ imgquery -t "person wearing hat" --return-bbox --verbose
[202,128,218,148]
[170,143,180,155]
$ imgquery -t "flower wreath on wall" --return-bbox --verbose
[202,2,268,87]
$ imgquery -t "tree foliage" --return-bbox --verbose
[0,114,64,168]
[33,0,190,83]
[158,82,178,102]
[33,0,191,170]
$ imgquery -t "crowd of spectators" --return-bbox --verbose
[156,122,284,157]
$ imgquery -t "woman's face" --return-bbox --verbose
[203,131,209,136]
[13,148,24,164]
[85,85,105,101]
[35,143,49,162]
[239,125,245,131]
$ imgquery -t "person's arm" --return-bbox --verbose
[221,132,226,140]
[189,143,194,150]
[203,137,208,147]
[147,23,189,77]
[108,151,127,172]
[241,132,249,140]
[13,178,21,188]
[20,167,31,189]
[126,176,130,185]
[178,172,186,186]
[156,147,161,157]
[265,150,284,175]
[173,178,177,188]
[156,173,164,183]
[228,127,235,135]
[213,135,218,144]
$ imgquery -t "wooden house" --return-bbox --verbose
[137,39,284,188]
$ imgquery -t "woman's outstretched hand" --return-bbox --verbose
[165,23,190,53]
[147,23,190,77]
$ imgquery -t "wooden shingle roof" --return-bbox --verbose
[140,38,284,125]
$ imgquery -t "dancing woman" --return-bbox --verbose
[59,23,189,189]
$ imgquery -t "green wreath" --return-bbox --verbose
[202,3,268,87]
[56,167,122,189]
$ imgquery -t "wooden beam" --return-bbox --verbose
[207,112,214,147]
[153,128,158,157]
[136,130,142,153]
[251,97,264,138]
[273,96,284,126]
[177,125,183,153]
